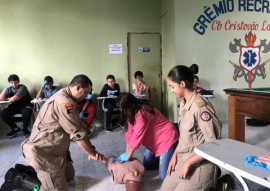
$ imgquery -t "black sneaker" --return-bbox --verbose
[22,129,30,137]
[111,119,119,126]
[6,128,21,138]
[105,126,112,132]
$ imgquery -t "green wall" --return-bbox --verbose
[161,0,177,122]
[0,0,161,96]
[4,0,257,124]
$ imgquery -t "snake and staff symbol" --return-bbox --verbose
[229,31,270,88]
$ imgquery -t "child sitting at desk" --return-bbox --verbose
[36,76,61,99]
[99,74,120,132]
[77,91,96,135]
[132,71,156,100]
[0,74,33,137]
[34,76,61,118]
[193,73,214,98]
[193,74,204,93]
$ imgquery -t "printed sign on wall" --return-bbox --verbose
[109,44,123,54]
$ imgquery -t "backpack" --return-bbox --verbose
[0,164,41,191]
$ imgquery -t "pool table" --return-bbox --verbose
[224,88,270,142]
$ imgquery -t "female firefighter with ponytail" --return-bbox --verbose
[161,65,222,191]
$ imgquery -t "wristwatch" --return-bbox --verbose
[90,145,96,150]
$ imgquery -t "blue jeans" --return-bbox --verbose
[143,141,178,180]
[104,102,117,127]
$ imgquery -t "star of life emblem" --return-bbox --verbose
[229,31,270,88]
[239,46,261,72]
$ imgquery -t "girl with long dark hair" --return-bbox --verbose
[115,92,179,180]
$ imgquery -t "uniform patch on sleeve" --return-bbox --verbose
[65,103,75,114]
[201,111,212,122]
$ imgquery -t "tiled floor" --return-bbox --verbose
[1,121,270,191]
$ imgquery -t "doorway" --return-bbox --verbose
[127,32,162,111]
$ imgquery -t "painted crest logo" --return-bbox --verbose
[229,31,270,88]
